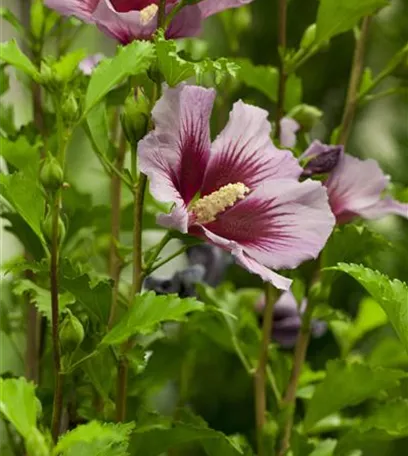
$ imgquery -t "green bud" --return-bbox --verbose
[25,427,49,456]
[62,93,79,123]
[300,23,329,51]
[40,154,64,191]
[41,210,66,244]
[59,310,85,354]
[121,89,150,146]
[30,0,45,39]
[288,104,323,131]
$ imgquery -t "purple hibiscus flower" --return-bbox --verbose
[301,141,408,223]
[138,84,335,290]
[256,291,327,348]
[45,0,254,43]
[78,53,105,75]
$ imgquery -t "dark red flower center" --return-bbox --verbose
[110,0,176,12]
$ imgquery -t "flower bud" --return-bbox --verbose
[300,23,329,51]
[121,90,150,146]
[30,0,45,39]
[288,104,323,131]
[40,154,64,191]
[62,93,79,123]
[25,427,49,456]
[41,210,66,244]
[301,145,342,178]
[59,310,85,354]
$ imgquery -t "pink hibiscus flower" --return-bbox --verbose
[138,85,335,290]
[45,0,253,43]
[301,141,408,223]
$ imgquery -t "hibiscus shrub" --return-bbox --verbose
[1,0,408,455]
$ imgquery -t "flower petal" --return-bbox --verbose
[79,53,104,75]
[139,85,215,232]
[92,0,156,43]
[199,0,254,18]
[201,179,335,270]
[358,197,408,220]
[325,154,389,220]
[201,101,302,195]
[280,117,300,148]
[45,0,99,21]
[193,227,292,290]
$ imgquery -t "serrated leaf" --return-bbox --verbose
[53,421,134,456]
[362,398,408,435]
[234,58,279,101]
[315,0,389,45]
[84,41,155,114]
[156,34,238,87]
[53,49,86,83]
[330,263,408,353]
[304,360,406,430]
[0,39,38,78]
[102,292,204,345]
[13,279,75,320]
[0,136,41,177]
[0,377,37,438]
[0,172,45,244]
[59,262,113,324]
[131,414,249,456]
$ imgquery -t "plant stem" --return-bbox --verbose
[254,283,277,456]
[277,300,314,456]
[158,0,167,29]
[275,0,288,139]
[50,192,63,442]
[108,131,127,329]
[338,17,372,146]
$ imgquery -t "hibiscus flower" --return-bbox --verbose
[301,141,408,223]
[45,0,254,43]
[138,85,335,290]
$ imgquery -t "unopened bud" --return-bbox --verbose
[301,145,342,177]
[30,0,45,39]
[25,427,49,456]
[288,104,323,131]
[41,210,66,244]
[59,310,85,354]
[62,93,79,123]
[121,90,150,146]
[300,23,329,51]
[40,154,64,191]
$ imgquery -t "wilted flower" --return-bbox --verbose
[301,141,408,223]
[139,84,335,290]
[45,0,254,43]
[79,53,104,75]
[256,291,327,348]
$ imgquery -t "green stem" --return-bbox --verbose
[360,86,407,105]
[338,16,372,146]
[147,245,188,276]
[108,130,127,329]
[275,0,288,139]
[254,283,277,456]
[157,0,167,29]
[163,0,188,30]
[143,231,174,272]
[278,300,314,456]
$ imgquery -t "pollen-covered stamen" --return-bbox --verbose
[140,4,158,25]
[191,183,250,224]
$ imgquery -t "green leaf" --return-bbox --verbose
[362,399,408,436]
[156,34,238,87]
[53,49,87,83]
[330,297,388,355]
[53,421,134,456]
[334,429,398,456]
[0,172,46,245]
[59,262,113,325]
[330,263,408,353]
[310,439,337,456]
[0,377,37,438]
[102,292,205,345]
[315,0,389,45]
[234,58,279,102]
[132,414,249,456]
[13,279,75,320]
[0,39,38,78]
[85,101,115,160]
[304,360,406,430]
[0,8,25,35]
[0,136,41,177]
[0,64,10,95]
[84,41,155,114]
